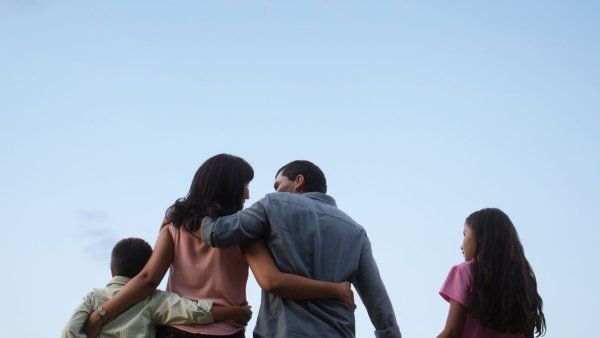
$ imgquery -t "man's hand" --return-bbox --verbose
[83,310,103,338]
[336,282,357,310]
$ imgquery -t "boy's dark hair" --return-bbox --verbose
[466,208,546,337]
[276,160,327,193]
[111,238,153,278]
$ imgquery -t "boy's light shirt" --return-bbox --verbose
[62,276,213,338]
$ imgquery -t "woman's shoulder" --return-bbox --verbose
[161,222,177,233]
[165,222,208,246]
[161,223,187,243]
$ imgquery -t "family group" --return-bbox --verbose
[62,154,546,338]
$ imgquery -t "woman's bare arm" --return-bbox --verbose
[437,300,468,338]
[83,228,174,337]
[212,305,253,325]
[242,240,355,309]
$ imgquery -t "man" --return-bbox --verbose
[62,237,251,338]
[201,160,401,337]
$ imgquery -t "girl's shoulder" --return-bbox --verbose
[445,260,473,283]
[453,260,473,278]
[440,260,474,306]
[455,260,472,272]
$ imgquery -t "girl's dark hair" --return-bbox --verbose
[165,154,254,232]
[466,208,546,336]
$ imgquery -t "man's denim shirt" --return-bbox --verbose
[202,192,401,338]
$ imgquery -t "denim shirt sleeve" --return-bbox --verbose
[201,196,270,248]
[354,236,402,338]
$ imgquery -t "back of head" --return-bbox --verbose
[111,238,153,278]
[167,153,254,231]
[466,208,546,336]
[276,160,327,193]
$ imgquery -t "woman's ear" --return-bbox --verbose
[293,174,305,193]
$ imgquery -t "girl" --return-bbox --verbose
[437,208,546,338]
[84,154,354,338]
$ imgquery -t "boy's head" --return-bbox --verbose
[110,238,153,278]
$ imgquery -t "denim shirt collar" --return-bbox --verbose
[304,192,337,206]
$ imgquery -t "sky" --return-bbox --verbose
[0,1,599,336]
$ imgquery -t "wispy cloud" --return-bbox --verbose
[75,209,117,261]
[77,210,108,223]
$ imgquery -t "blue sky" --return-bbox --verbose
[1,1,599,336]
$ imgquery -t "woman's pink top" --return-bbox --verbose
[165,223,249,335]
[439,261,525,338]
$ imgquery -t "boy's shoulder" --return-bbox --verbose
[89,286,162,302]
[82,285,160,314]
[91,288,111,300]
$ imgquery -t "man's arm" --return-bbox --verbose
[201,197,270,248]
[151,291,252,326]
[62,292,94,338]
[353,236,402,338]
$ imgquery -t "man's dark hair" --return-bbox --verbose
[111,238,153,278]
[276,160,327,193]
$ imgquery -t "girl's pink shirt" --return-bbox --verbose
[165,223,249,335]
[439,260,525,338]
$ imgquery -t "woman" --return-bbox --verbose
[84,154,354,337]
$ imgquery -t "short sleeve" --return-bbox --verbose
[439,263,471,308]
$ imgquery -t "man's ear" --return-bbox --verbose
[294,174,305,193]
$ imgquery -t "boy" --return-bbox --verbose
[62,237,251,338]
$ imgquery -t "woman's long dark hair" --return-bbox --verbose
[466,208,546,336]
[165,154,254,232]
